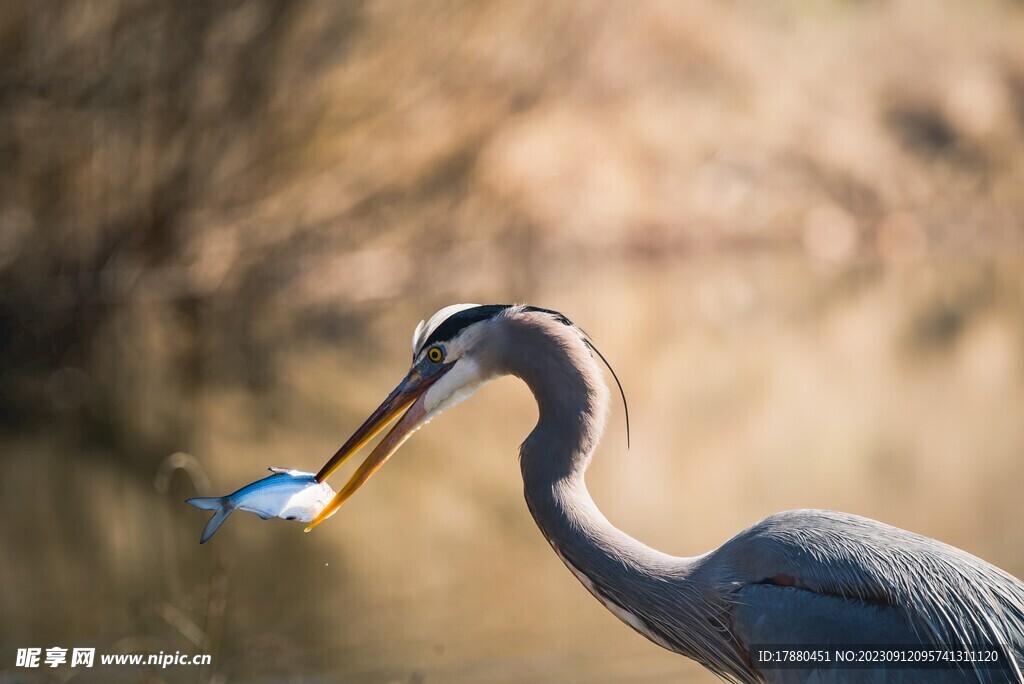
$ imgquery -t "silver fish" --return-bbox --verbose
[186,468,336,543]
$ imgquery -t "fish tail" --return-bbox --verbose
[186,497,231,544]
[186,496,222,510]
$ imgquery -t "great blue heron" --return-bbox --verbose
[306,303,1024,683]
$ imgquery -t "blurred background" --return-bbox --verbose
[2,0,1024,682]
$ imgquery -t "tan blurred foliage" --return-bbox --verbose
[2,1,1024,682]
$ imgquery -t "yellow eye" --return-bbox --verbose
[427,346,444,363]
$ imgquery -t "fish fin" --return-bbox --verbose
[186,496,223,510]
[238,504,274,520]
[268,467,291,474]
[197,505,232,544]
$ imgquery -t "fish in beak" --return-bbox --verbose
[305,366,451,531]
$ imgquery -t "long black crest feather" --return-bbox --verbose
[583,337,631,449]
[521,306,631,450]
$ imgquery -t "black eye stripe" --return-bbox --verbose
[419,305,511,350]
[418,304,577,353]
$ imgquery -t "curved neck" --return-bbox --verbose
[492,315,685,629]
[485,312,753,679]
[500,317,646,553]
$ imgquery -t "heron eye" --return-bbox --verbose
[427,346,444,363]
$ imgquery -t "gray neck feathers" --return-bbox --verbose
[488,311,670,562]
[488,312,745,674]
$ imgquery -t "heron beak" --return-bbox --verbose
[305,367,449,531]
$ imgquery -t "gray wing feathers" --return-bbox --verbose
[718,510,1024,682]
[733,585,984,683]
[733,584,921,646]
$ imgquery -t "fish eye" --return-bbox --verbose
[427,346,444,363]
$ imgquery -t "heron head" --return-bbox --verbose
[306,303,511,530]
